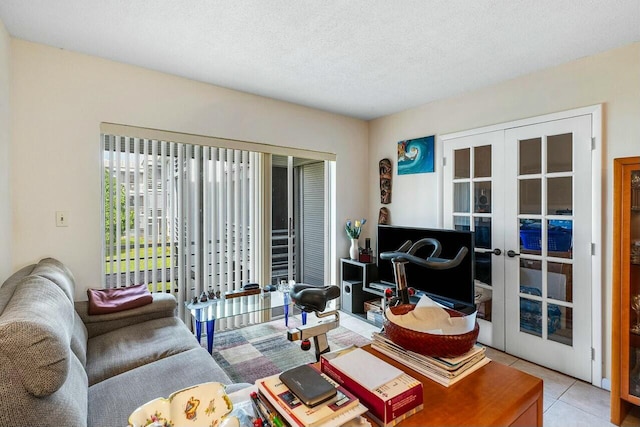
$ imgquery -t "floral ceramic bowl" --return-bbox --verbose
[128,382,239,427]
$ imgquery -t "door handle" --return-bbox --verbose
[507,250,520,258]
[492,248,502,256]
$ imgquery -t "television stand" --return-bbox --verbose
[367,281,394,293]
[340,259,378,315]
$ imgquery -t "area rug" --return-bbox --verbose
[209,317,371,385]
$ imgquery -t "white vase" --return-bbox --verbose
[349,238,359,260]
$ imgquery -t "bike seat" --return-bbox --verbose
[290,284,340,313]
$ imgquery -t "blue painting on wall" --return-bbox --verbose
[397,135,435,175]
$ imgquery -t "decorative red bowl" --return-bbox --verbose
[383,304,479,357]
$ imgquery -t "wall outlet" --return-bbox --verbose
[56,211,69,227]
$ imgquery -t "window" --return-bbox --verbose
[101,124,336,324]
[103,134,263,323]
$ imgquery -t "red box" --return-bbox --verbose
[320,347,423,427]
[359,253,372,263]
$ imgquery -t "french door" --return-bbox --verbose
[504,116,592,381]
[444,113,595,381]
[444,130,506,349]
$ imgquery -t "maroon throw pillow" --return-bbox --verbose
[87,283,153,315]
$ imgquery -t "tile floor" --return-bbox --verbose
[338,311,640,427]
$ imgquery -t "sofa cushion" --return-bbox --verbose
[0,276,74,396]
[87,283,153,315]
[31,258,76,303]
[88,348,232,427]
[76,292,177,338]
[86,316,201,385]
[0,352,88,427]
[71,311,88,367]
[0,264,35,314]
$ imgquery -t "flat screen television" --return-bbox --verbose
[375,224,475,310]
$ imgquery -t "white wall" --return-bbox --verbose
[10,39,369,299]
[368,42,640,383]
[0,19,11,282]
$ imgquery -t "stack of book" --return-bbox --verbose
[320,346,423,427]
[371,331,490,387]
[256,369,368,427]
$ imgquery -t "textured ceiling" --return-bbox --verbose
[1,1,639,120]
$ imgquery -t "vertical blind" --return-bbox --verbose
[102,134,263,323]
[301,162,325,285]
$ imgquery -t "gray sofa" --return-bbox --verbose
[0,257,243,427]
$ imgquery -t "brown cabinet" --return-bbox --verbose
[612,156,640,425]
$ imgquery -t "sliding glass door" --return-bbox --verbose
[271,155,327,286]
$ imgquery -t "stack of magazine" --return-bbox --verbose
[256,369,368,427]
[371,332,490,387]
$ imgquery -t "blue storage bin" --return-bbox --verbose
[520,224,572,251]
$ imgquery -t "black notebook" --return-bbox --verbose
[279,364,337,407]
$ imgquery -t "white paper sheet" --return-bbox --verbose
[329,348,403,390]
[385,295,476,335]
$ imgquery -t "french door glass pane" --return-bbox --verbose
[475,252,492,285]
[475,280,492,322]
[519,138,542,174]
[548,219,573,258]
[520,219,542,254]
[549,304,572,345]
[520,259,542,293]
[548,261,572,303]
[453,216,470,231]
[547,177,572,215]
[474,217,491,249]
[547,133,573,173]
[520,179,541,214]
[474,182,492,213]
[474,145,491,178]
[454,183,470,213]
[454,148,470,179]
[520,297,542,336]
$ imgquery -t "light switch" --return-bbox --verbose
[56,211,69,227]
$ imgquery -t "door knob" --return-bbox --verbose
[507,250,520,258]
[492,248,502,256]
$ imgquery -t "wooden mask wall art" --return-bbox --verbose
[378,207,390,225]
[379,158,392,204]
[379,158,392,225]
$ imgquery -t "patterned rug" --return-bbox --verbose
[209,317,371,385]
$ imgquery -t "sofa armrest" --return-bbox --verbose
[75,292,177,338]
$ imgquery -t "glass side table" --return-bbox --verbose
[278,280,308,327]
[185,290,292,353]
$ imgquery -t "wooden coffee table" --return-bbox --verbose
[362,344,543,426]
